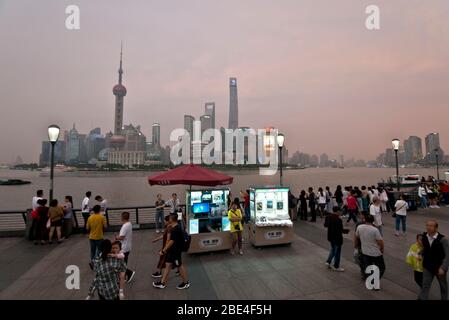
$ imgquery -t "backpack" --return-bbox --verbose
[181,230,191,252]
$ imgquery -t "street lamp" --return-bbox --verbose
[277,133,285,186]
[434,148,440,181]
[48,125,60,201]
[392,138,400,191]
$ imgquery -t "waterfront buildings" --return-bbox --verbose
[205,102,216,130]
[228,78,238,130]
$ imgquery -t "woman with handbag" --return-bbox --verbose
[228,200,243,255]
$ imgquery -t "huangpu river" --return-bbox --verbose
[0,167,447,211]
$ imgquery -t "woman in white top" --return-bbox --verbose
[379,188,389,213]
[394,194,409,236]
[369,196,383,235]
[317,188,327,218]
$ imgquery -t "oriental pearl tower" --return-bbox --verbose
[113,42,127,135]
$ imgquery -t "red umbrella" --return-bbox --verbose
[148,164,233,187]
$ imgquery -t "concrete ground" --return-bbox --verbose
[0,207,448,300]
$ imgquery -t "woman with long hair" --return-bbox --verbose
[317,188,327,218]
[63,195,74,239]
[48,199,64,244]
[335,185,343,209]
[298,190,308,221]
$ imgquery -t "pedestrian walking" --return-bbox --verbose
[394,194,409,236]
[155,193,165,233]
[325,186,333,214]
[346,191,359,224]
[62,195,74,239]
[87,205,107,270]
[406,234,424,288]
[81,191,92,234]
[115,212,136,283]
[308,187,317,222]
[317,188,326,218]
[369,196,383,235]
[48,199,64,244]
[153,214,190,290]
[324,206,349,272]
[418,184,428,209]
[419,220,449,300]
[354,214,385,288]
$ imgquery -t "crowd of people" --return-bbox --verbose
[27,179,449,300]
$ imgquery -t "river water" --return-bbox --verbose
[1,167,447,211]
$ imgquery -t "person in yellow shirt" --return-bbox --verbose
[406,234,424,288]
[228,200,243,255]
[87,205,107,269]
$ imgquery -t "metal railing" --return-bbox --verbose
[0,204,187,237]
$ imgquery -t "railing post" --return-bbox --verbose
[136,208,139,225]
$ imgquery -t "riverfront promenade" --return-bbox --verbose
[0,207,448,300]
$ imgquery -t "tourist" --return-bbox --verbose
[379,188,389,213]
[367,187,374,204]
[354,214,385,286]
[32,190,43,211]
[335,185,343,209]
[440,182,449,206]
[241,189,251,223]
[152,215,171,279]
[86,205,107,270]
[81,191,92,233]
[406,234,424,288]
[325,186,333,214]
[346,191,359,224]
[308,187,317,222]
[372,186,380,199]
[298,190,308,221]
[47,199,64,244]
[427,185,439,208]
[87,239,126,300]
[62,195,74,239]
[33,199,49,245]
[361,186,369,213]
[166,193,180,214]
[324,206,348,272]
[155,193,165,233]
[227,192,232,209]
[95,195,108,214]
[354,187,363,214]
[394,194,409,236]
[153,214,190,290]
[418,184,428,209]
[288,191,298,221]
[115,211,136,283]
[419,220,449,300]
[228,200,244,255]
[317,187,327,218]
[370,196,383,235]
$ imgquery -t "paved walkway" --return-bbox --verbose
[1,207,449,300]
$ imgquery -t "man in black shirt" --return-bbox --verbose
[153,214,190,290]
[324,206,349,271]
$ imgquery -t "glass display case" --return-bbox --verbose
[186,189,230,235]
[250,187,293,227]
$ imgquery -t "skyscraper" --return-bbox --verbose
[204,102,216,129]
[65,124,80,164]
[184,115,195,139]
[228,77,238,129]
[404,136,423,164]
[425,133,440,154]
[112,43,127,135]
[152,123,161,147]
[320,153,329,167]
[200,115,212,134]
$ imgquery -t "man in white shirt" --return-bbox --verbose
[95,195,108,215]
[418,184,428,209]
[116,211,135,283]
[369,196,383,235]
[81,191,92,234]
[394,194,409,236]
[354,214,385,288]
[32,190,43,211]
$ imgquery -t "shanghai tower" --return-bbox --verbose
[228,77,238,129]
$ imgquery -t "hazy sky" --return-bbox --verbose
[1,0,449,163]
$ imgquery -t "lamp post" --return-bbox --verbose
[435,148,440,181]
[48,125,60,201]
[392,138,400,191]
[277,133,285,186]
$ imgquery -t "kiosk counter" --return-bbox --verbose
[248,186,294,247]
[186,188,232,253]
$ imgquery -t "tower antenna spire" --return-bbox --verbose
[118,41,123,84]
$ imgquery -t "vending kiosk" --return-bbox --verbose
[186,188,232,253]
[248,186,294,247]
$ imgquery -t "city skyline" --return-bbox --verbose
[1,1,449,163]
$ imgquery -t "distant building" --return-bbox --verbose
[298,153,311,167]
[184,115,195,140]
[39,141,65,166]
[320,153,329,167]
[85,128,105,161]
[310,155,319,167]
[228,77,238,130]
[204,102,216,129]
[404,136,423,164]
[152,123,161,147]
[64,124,80,164]
[425,133,440,155]
[108,151,145,166]
[113,44,127,135]
[200,115,213,134]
